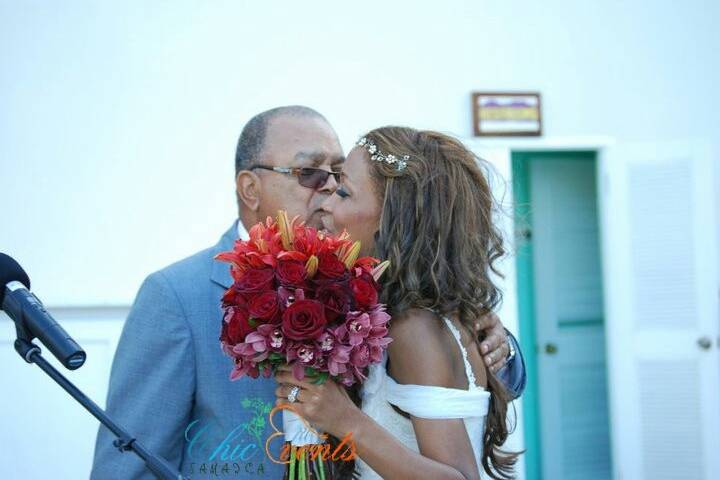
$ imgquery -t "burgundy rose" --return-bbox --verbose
[350,274,379,309]
[220,306,253,345]
[247,290,280,323]
[222,286,248,307]
[316,253,347,280]
[276,259,307,287]
[315,283,352,322]
[281,299,327,340]
[235,268,275,293]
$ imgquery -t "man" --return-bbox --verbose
[90,106,525,479]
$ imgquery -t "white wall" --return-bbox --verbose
[1,0,718,306]
[0,307,126,478]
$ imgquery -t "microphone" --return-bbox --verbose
[0,253,86,370]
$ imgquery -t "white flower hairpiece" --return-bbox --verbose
[356,137,409,171]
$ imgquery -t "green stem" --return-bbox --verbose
[299,448,306,480]
[289,446,297,479]
[311,457,319,479]
[319,458,326,480]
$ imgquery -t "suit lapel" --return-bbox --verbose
[210,220,241,289]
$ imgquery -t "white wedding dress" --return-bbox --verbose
[355,315,491,479]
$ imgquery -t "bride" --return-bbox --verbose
[273,126,519,479]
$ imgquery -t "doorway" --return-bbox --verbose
[512,151,612,480]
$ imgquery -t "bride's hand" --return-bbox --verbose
[273,365,360,438]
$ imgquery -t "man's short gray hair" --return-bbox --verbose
[234,105,328,175]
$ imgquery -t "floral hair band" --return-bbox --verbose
[356,137,409,171]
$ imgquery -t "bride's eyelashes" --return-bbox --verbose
[335,186,350,198]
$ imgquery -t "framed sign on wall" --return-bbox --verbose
[472,92,542,136]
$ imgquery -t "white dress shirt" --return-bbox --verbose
[237,220,249,240]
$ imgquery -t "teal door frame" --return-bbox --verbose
[511,150,597,480]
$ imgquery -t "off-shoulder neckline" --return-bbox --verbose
[384,373,491,396]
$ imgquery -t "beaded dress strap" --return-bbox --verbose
[440,316,478,389]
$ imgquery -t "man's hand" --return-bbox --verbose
[474,312,510,373]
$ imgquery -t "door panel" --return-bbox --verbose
[598,142,720,480]
[529,154,612,480]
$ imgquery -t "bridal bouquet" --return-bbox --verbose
[215,210,392,479]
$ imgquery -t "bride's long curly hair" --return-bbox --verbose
[358,126,520,479]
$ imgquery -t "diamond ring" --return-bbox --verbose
[288,385,300,403]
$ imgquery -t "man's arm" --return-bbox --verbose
[476,313,527,400]
[90,271,196,479]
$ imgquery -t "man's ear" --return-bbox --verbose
[236,170,261,212]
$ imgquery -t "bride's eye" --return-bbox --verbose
[335,186,350,198]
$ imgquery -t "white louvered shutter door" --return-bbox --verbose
[598,142,720,480]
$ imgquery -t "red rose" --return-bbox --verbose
[281,299,327,340]
[315,283,352,322]
[350,274,379,309]
[316,253,347,280]
[220,306,253,345]
[236,268,275,293]
[222,286,248,307]
[248,290,280,323]
[276,260,307,287]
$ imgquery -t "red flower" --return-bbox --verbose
[220,306,253,345]
[292,227,323,257]
[350,273,379,309]
[236,268,275,293]
[216,210,392,386]
[275,259,307,287]
[315,283,352,322]
[316,253,347,280]
[247,290,280,323]
[222,286,248,307]
[281,299,327,340]
[353,256,380,272]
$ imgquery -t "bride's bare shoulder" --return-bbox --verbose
[387,308,457,388]
[388,307,443,335]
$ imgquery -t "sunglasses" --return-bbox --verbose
[249,165,342,190]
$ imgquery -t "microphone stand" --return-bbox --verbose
[12,319,188,480]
